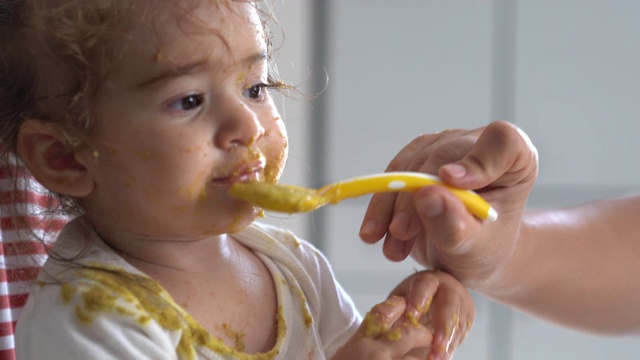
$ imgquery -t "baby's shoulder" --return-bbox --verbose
[17,266,185,358]
[31,265,175,326]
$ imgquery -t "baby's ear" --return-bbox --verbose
[17,119,94,197]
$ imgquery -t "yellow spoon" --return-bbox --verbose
[229,171,498,222]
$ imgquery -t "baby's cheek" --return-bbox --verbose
[177,171,209,201]
[264,123,288,183]
[169,140,215,200]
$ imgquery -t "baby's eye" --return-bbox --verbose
[168,94,204,111]
[243,84,268,101]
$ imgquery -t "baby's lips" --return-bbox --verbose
[213,162,265,185]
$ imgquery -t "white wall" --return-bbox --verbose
[272,1,640,359]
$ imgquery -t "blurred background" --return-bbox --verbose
[266,1,640,359]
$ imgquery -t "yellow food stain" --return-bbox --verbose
[284,233,300,249]
[446,313,459,338]
[265,148,287,183]
[236,71,248,85]
[222,323,246,352]
[179,145,204,153]
[75,305,93,324]
[384,328,402,341]
[83,285,118,312]
[61,283,77,304]
[227,213,247,233]
[178,174,207,200]
[57,264,285,360]
[295,287,313,328]
[419,297,433,314]
[406,311,420,327]
[360,299,412,342]
[405,296,432,327]
[360,311,386,338]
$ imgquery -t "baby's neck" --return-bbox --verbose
[98,228,235,274]
[102,229,280,354]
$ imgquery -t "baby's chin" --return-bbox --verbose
[221,204,264,234]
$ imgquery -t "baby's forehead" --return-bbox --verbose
[28,0,265,100]
[30,0,251,42]
[114,4,263,67]
[117,1,263,54]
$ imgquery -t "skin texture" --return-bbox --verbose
[360,120,640,335]
[17,1,475,358]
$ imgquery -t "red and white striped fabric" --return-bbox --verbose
[0,159,68,360]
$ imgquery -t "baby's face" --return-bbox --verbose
[76,1,288,239]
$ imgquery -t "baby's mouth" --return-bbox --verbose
[210,147,268,186]
[210,163,264,186]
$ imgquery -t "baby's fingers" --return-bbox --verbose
[392,271,439,321]
[359,296,406,338]
[427,292,475,360]
[360,296,433,357]
[394,270,475,360]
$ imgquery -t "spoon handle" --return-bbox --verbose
[321,172,497,222]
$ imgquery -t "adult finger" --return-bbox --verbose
[360,127,483,248]
[438,120,538,191]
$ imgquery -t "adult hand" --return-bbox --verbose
[359,121,538,290]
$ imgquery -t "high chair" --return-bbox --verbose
[0,160,68,360]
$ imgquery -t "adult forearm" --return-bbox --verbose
[488,195,640,334]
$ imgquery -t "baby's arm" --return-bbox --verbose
[332,270,475,360]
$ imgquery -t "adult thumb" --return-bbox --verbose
[413,185,475,255]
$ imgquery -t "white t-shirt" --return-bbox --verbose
[16,218,361,359]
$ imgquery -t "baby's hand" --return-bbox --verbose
[390,270,475,360]
[332,295,432,360]
[332,270,475,360]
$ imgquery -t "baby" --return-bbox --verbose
[1,0,474,359]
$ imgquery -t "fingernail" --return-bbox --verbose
[387,295,404,306]
[418,193,444,218]
[443,163,467,178]
[385,239,408,260]
[360,219,377,236]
